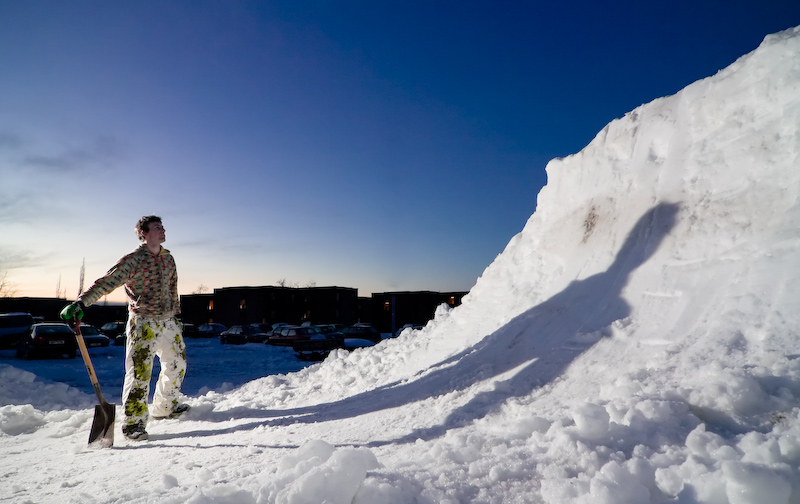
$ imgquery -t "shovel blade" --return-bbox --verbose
[88,402,115,447]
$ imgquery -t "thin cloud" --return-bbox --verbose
[0,132,24,149]
[0,193,43,223]
[0,246,47,270]
[21,135,127,173]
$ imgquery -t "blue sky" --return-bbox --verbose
[1,1,798,302]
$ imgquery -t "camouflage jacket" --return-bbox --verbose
[79,245,180,319]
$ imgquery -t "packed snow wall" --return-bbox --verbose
[458,24,800,367]
[470,24,798,315]
[284,26,800,421]
[236,25,800,504]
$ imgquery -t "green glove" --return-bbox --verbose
[59,301,85,323]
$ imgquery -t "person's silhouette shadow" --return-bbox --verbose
[381,201,681,443]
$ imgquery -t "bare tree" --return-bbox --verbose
[0,271,17,297]
[78,258,85,297]
[55,273,67,298]
[192,284,209,294]
[277,278,301,288]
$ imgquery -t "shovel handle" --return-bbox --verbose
[72,321,108,405]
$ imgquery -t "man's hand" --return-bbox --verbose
[59,301,85,324]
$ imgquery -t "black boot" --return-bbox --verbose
[122,422,149,441]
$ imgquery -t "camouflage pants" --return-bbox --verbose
[122,316,186,429]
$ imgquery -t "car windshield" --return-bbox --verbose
[37,325,73,336]
[81,326,100,335]
[297,328,318,335]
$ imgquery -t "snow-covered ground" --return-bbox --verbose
[2,25,800,504]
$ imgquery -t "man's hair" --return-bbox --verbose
[135,215,163,242]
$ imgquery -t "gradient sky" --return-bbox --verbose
[1,1,798,302]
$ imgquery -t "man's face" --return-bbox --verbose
[143,221,166,246]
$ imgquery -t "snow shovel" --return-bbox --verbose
[72,321,115,447]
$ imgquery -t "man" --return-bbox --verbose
[60,215,188,441]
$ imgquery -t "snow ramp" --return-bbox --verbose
[258,24,799,414]
[212,25,800,503]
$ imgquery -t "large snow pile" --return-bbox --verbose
[1,25,799,504]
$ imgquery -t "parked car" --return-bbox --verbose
[219,326,248,345]
[0,312,36,349]
[196,323,227,338]
[341,323,382,343]
[292,337,341,361]
[16,323,78,359]
[394,323,425,338]
[78,324,111,348]
[241,325,270,343]
[100,321,128,346]
[246,323,277,341]
[100,321,126,338]
[249,322,271,333]
[267,325,321,346]
[181,323,197,338]
[343,338,376,349]
[313,324,346,339]
[270,322,289,333]
[292,325,346,361]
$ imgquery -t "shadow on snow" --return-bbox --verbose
[190,203,680,445]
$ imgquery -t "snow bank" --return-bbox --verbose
[258,440,380,504]
[0,364,92,436]
[182,26,800,503]
[174,26,800,504]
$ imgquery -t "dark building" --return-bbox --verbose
[180,286,359,328]
[370,291,468,335]
[179,293,214,324]
[357,297,373,325]
[3,288,468,337]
